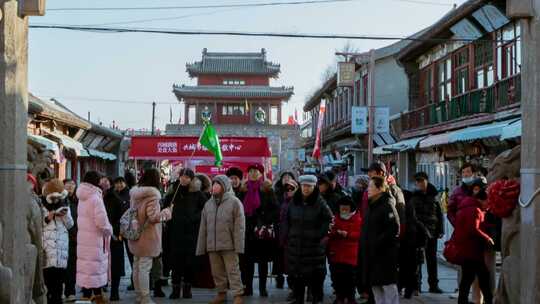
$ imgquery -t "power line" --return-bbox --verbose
[36,95,178,105]
[46,0,361,12]
[28,24,500,43]
[46,0,454,12]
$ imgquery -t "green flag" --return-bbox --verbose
[199,122,223,166]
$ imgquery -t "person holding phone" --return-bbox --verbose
[40,179,74,304]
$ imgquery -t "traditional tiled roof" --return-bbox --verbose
[173,85,294,100]
[186,48,281,77]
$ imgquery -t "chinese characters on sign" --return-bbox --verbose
[157,142,178,153]
[337,62,355,87]
[351,106,368,134]
[157,142,243,154]
[374,107,390,134]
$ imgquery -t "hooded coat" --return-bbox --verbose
[447,184,472,226]
[286,187,333,276]
[41,193,74,269]
[164,178,207,260]
[453,197,492,263]
[128,186,165,258]
[196,175,246,255]
[360,192,400,286]
[76,183,113,289]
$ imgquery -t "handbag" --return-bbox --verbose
[443,236,464,265]
[254,224,276,241]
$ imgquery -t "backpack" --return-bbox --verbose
[119,207,148,241]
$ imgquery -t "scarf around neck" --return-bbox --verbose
[243,179,262,216]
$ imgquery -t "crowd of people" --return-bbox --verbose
[26,160,501,304]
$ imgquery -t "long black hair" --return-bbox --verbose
[138,168,161,190]
[83,171,102,187]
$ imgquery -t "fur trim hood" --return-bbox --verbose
[130,186,161,206]
[45,190,68,204]
[76,182,102,201]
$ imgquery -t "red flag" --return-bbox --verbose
[287,115,295,125]
[312,101,326,161]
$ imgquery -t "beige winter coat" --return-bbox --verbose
[128,186,171,258]
[196,175,246,255]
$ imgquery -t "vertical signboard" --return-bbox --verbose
[351,106,368,134]
[375,107,390,134]
[337,62,355,87]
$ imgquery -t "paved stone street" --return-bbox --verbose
[88,261,459,304]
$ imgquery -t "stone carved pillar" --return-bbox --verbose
[0,1,31,302]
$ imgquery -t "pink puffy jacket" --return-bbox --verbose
[76,183,113,289]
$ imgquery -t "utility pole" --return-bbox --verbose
[87,111,91,121]
[151,102,156,135]
[509,0,540,302]
[367,49,376,165]
[336,50,376,166]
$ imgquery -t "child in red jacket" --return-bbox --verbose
[328,196,363,304]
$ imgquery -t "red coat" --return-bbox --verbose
[328,212,362,266]
[453,197,492,262]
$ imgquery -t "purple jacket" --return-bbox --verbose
[447,185,470,226]
[278,194,293,247]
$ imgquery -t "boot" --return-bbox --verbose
[153,280,165,298]
[243,286,253,296]
[233,295,243,304]
[169,284,181,299]
[276,275,285,289]
[183,283,193,299]
[210,292,227,304]
[259,274,268,297]
[110,277,120,301]
[93,295,109,304]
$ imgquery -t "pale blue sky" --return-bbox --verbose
[29,0,466,130]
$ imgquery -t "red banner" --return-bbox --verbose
[312,101,326,160]
[129,136,271,159]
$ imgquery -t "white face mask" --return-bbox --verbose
[462,177,475,185]
[340,211,354,220]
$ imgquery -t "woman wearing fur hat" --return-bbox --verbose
[41,178,74,304]
[162,168,206,299]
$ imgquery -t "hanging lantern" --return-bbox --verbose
[255,107,266,124]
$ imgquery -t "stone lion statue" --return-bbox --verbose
[486,145,520,304]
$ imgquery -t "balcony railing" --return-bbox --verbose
[403,74,521,131]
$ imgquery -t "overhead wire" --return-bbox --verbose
[46,0,455,12]
[28,25,503,43]
[36,95,178,105]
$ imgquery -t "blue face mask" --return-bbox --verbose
[462,176,475,185]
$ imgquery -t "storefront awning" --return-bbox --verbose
[373,133,396,147]
[28,134,61,158]
[419,119,519,149]
[86,148,117,161]
[500,119,521,140]
[44,131,86,156]
[374,136,425,155]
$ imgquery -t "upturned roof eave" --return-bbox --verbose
[397,0,488,63]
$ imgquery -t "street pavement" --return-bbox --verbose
[78,261,459,304]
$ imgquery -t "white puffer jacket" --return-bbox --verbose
[42,202,74,269]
